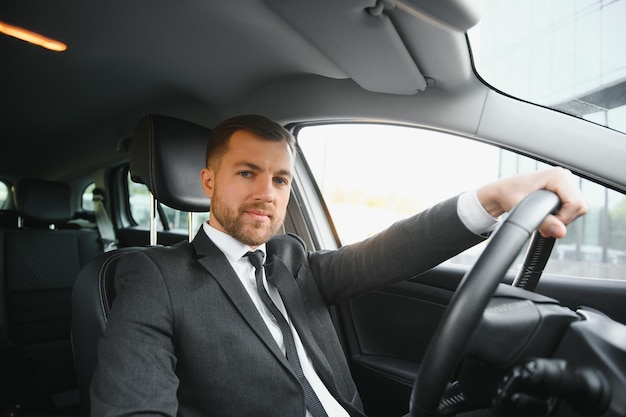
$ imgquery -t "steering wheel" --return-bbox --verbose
[408,189,562,417]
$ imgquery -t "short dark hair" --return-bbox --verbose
[205,115,296,168]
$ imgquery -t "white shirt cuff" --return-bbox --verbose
[457,190,499,236]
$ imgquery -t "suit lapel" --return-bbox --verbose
[192,231,364,415]
[191,231,290,369]
[265,254,339,398]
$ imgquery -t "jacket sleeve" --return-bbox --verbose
[90,251,179,417]
[308,195,486,304]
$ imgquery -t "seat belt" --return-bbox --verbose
[92,188,118,252]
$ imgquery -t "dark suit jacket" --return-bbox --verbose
[90,196,484,417]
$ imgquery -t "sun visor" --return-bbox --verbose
[266,0,427,95]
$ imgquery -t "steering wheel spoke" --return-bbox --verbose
[512,232,556,291]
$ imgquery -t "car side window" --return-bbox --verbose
[0,181,8,209]
[297,123,626,280]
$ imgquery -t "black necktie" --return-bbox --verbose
[246,250,329,417]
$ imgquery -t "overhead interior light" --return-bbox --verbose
[0,20,67,52]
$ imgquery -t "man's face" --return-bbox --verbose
[201,130,293,248]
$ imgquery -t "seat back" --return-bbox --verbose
[0,209,18,229]
[1,178,103,413]
[71,114,211,416]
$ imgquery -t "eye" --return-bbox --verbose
[239,171,253,178]
[274,177,288,186]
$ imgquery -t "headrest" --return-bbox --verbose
[13,178,75,224]
[130,114,212,212]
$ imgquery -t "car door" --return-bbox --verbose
[291,122,626,417]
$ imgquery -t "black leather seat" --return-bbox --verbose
[71,114,211,416]
[0,178,103,414]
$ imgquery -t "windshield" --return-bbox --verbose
[468,0,626,135]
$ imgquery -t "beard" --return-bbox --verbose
[210,196,283,247]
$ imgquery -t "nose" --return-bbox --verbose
[253,174,275,202]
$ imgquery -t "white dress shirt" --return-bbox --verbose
[457,189,499,235]
[204,225,351,417]
[201,190,496,416]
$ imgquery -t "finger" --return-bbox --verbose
[538,214,567,239]
[556,201,588,225]
[538,199,588,239]
[542,169,588,228]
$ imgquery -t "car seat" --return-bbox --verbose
[0,178,103,414]
[71,114,211,416]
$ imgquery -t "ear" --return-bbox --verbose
[200,167,215,198]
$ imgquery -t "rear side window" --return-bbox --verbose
[297,123,626,280]
[82,183,96,211]
[127,173,210,231]
[0,181,8,209]
[128,178,159,229]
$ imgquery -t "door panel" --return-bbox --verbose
[337,264,626,416]
[337,265,466,416]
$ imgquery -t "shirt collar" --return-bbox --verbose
[202,221,266,264]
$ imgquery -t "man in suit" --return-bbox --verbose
[90,115,587,416]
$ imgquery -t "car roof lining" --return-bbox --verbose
[0,0,476,181]
[1,0,624,193]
